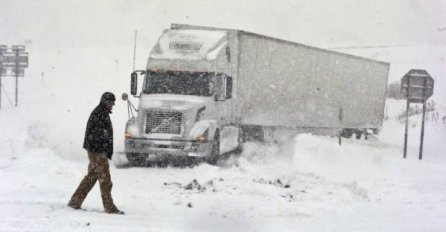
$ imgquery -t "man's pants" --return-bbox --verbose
[68,152,117,211]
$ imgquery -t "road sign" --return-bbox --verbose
[0,45,29,108]
[0,52,29,68]
[11,68,25,77]
[400,69,434,160]
[401,69,434,103]
[12,45,25,52]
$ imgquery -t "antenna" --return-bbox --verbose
[133,30,138,71]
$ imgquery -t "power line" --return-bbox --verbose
[328,43,446,50]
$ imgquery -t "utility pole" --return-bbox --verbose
[133,30,138,71]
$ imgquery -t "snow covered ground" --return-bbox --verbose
[1,0,446,231]
[0,45,445,231]
[1,110,446,232]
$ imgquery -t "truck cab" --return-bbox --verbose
[124,28,239,165]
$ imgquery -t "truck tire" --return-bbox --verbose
[240,125,264,142]
[355,131,362,140]
[341,129,353,138]
[208,130,220,165]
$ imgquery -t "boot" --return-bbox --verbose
[105,207,125,215]
[67,200,81,210]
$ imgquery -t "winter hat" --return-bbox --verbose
[101,92,116,103]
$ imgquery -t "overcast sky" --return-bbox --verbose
[1,0,445,49]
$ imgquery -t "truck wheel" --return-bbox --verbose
[341,129,353,138]
[241,125,264,142]
[208,130,220,165]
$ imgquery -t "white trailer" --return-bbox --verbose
[123,24,389,164]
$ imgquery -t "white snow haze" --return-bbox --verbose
[1,0,446,231]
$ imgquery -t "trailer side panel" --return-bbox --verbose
[235,32,389,129]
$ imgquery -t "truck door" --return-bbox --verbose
[214,74,232,125]
[215,74,239,153]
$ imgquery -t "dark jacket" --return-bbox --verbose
[83,102,113,159]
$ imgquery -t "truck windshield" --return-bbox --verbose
[143,71,215,96]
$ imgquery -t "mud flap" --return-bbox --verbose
[112,151,131,168]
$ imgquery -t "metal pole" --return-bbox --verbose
[419,100,426,160]
[338,107,343,146]
[15,48,18,107]
[15,71,18,107]
[133,30,137,71]
[0,66,2,110]
[403,78,410,158]
[419,78,428,160]
[0,49,2,110]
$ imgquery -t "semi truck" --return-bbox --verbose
[123,24,389,165]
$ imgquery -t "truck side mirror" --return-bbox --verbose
[121,93,128,101]
[131,72,138,96]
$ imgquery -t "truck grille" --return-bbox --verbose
[145,111,182,134]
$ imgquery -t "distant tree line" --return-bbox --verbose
[387,81,404,99]
[397,100,438,121]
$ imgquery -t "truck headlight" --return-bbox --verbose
[125,132,132,139]
[197,134,207,142]
[125,117,138,139]
[197,130,208,143]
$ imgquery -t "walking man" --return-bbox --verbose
[68,92,124,214]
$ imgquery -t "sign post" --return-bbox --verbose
[0,45,28,108]
[0,45,6,109]
[400,69,434,160]
[403,77,410,158]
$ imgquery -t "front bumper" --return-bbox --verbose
[125,138,213,157]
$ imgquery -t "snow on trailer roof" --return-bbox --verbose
[172,23,390,66]
[149,29,228,60]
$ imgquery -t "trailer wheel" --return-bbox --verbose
[208,130,220,165]
[341,129,353,138]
